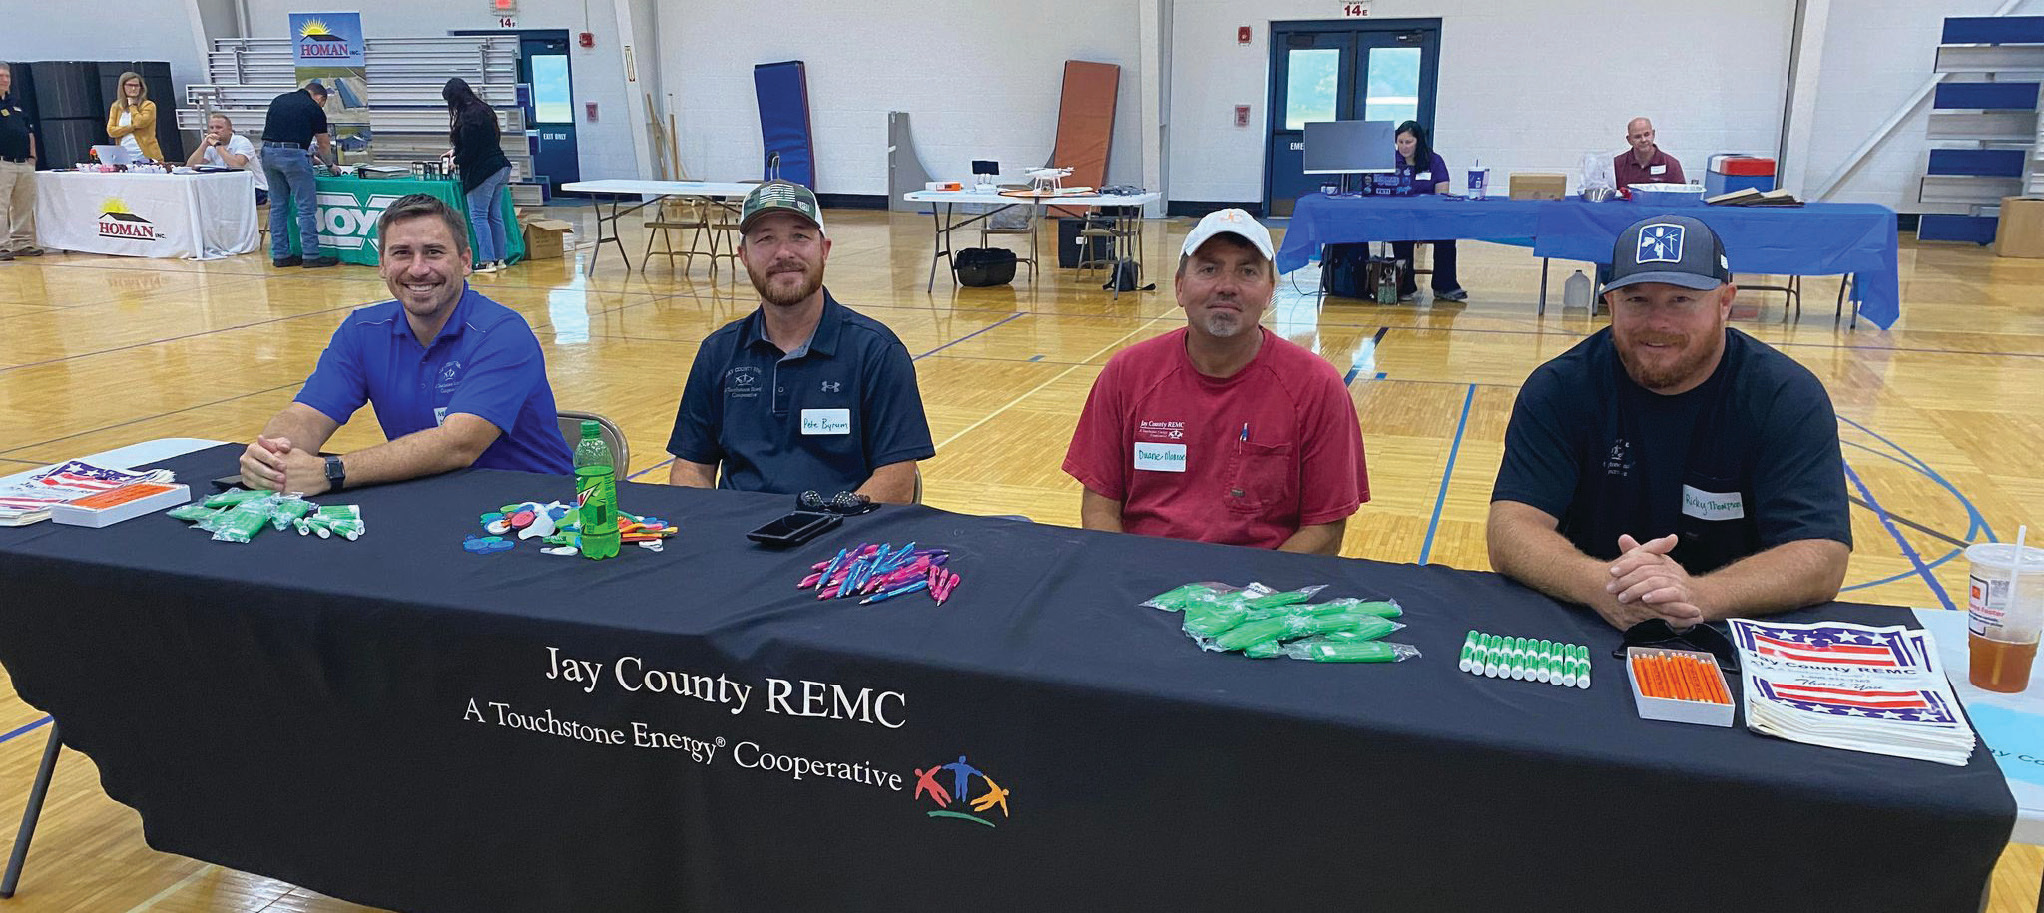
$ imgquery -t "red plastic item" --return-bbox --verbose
[1717,156,1776,176]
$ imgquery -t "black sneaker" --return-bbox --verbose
[14,247,41,257]
[301,255,340,269]
[1436,288,1469,301]
[0,250,13,261]
[273,255,302,267]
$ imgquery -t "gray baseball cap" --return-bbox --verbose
[1604,215,1731,293]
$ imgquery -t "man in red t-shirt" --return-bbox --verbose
[1614,117,1685,189]
[1061,209,1370,553]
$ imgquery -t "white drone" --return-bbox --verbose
[1026,167,1074,193]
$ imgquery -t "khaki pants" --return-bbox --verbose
[0,159,35,252]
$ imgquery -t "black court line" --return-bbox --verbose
[1845,494,1970,549]
[0,302,370,374]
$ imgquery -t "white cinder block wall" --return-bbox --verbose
[1169,0,1796,202]
[656,0,1150,194]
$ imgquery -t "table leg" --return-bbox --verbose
[0,723,61,899]
[1539,258,1550,316]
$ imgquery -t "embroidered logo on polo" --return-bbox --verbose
[724,366,764,400]
[436,360,463,394]
[1137,419,1187,441]
[1637,223,1684,264]
[820,380,842,393]
[911,754,1012,828]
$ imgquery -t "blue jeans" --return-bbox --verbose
[465,166,512,263]
[261,144,318,259]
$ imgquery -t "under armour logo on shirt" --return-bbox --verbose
[820,380,842,393]
[1637,224,1684,264]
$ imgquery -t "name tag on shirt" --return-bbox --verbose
[1649,164,1668,176]
[434,407,447,426]
[1682,485,1745,521]
[1133,442,1187,472]
[800,408,852,435]
[1416,171,1432,181]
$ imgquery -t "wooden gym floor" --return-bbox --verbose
[0,204,2037,910]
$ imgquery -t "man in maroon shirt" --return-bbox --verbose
[1062,209,1370,554]
[1614,117,1685,189]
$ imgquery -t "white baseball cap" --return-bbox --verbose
[1180,208,1275,260]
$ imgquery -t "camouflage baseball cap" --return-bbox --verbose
[739,180,825,235]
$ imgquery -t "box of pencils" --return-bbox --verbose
[1626,647,1735,727]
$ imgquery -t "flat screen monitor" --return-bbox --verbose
[1302,120,1396,174]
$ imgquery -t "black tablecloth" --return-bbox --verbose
[0,446,2014,912]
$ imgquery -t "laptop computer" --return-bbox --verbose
[91,145,137,165]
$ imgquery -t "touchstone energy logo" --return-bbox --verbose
[96,199,158,241]
[911,754,1012,827]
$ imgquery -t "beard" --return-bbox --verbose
[1200,309,1248,337]
[748,261,822,307]
[1616,328,1723,391]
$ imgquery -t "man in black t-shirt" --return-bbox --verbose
[260,81,336,268]
[0,62,40,260]
[1488,215,1851,631]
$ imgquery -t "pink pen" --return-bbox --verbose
[799,572,823,588]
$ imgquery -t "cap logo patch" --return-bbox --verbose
[1637,223,1684,264]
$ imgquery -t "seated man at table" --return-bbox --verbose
[185,113,267,204]
[666,181,934,502]
[1614,117,1685,190]
[1487,215,1850,631]
[239,193,573,494]
[1063,209,1369,554]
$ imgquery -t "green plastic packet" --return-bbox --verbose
[209,504,272,543]
[1242,585,1326,611]
[1183,605,1249,639]
[1287,613,1401,641]
[1244,641,1284,659]
[1313,597,1404,618]
[1211,617,1295,652]
[1280,640,1422,663]
[203,488,270,509]
[167,503,222,523]
[269,496,315,531]
[315,505,362,524]
[1141,582,1236,613]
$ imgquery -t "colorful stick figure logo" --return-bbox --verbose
[912,754,1010,827]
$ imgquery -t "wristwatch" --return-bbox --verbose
[324,455,346,491]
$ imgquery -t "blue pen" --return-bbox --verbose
[859,579,929,605]
[817,547,851,590]
[1240,423,1249,442]
[884,542,918,571]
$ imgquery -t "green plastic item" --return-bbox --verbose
[1143,583,1230,613]
[209,504,272,543]
[270,496,316,531]
[167,503,222,522]
[203,488,271,509]
[1183,605,1249,638]
[1242,587,1321,611]
[1290,613,1399,640]
[1281,640,1420,663]
[1315,598,1403,618]
[1244,641,1284,659]
[1212,617,1294,652]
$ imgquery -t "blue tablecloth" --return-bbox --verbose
[1532,201,1900,329]
[1274,195,1544,273]
[1274,194,1902,330]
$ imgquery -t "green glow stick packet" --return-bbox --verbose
[1140,582,1242,613]
[1280,640,1422,663]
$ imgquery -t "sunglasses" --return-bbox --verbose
[796,490,879,516]
[1612,618,1740,673]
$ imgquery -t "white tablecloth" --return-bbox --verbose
[35,171,259,260]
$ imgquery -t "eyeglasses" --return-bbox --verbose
[1612,618,1740,673]
[797,490,879,516]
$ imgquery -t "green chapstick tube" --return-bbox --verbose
[1575,645,1593,689]
[1482,635,1502,677]
[1534,640,1553,683]
[1459,631,1479,673]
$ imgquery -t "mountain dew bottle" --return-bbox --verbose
[573,421,619,560]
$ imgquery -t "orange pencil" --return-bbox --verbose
[1682,656,1712,703]
[1652,655,1677,699]
[1669,656,1696,701]
[1707,660,1733,704]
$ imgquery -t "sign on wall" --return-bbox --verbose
[1342,1,1372,16]
[290,12,371,161]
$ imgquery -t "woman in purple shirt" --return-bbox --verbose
[1391,121,1468,302]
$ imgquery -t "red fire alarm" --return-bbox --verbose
[578,31,594,48]
[1235,105,1251,128]
[585,101,598,121]
[1238,26,1252,44]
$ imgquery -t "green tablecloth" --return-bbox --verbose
[283,174,523,266]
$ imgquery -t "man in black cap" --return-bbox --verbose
[1487,214,1850,631]
[665,180,934,502]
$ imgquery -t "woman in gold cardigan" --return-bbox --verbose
[105,71,163,161]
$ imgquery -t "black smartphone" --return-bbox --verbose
[746,511,842,548]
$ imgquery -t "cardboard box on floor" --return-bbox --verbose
[1996,196,2044,259]
[1510,173,1569,201]
[519,212,574,260]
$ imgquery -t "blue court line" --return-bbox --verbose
[627,459,673,481]
[913,312,1027,360]
[1843,459,1957,611]
[1376,371,1388,380]
[1837,417,1995,543]
[1028,354,1044,362]
[1418,384,1477,566]
[1343,326,1391,386]
[0,715,52,746]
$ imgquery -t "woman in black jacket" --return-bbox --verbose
[443,78,514,272]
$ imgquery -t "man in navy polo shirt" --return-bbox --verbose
[1487,215,1850,631]
[239,193,572,495]
[666,181,934,502]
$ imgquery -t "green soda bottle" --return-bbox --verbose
[572,421,620,560]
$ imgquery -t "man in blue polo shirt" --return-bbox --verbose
[666,181,934,502]
[239,193,572,494]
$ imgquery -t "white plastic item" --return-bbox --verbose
[1563,270,1593,308]
[1966,541,2044,644]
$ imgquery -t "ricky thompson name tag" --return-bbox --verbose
[1682,485,1746,521]
[800,408,852,435]
[1133,442,1187,472]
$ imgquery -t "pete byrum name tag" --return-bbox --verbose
[1133,442,1187,472]
[1650,164,1668,176]
[1682,485,1745,521]
[800,408,852,435]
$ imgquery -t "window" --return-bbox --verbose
[1284,49,1340,131]
[1364,47,1420,125]
[531,55,571,124]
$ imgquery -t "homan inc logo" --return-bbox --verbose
[97,199,157,241]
